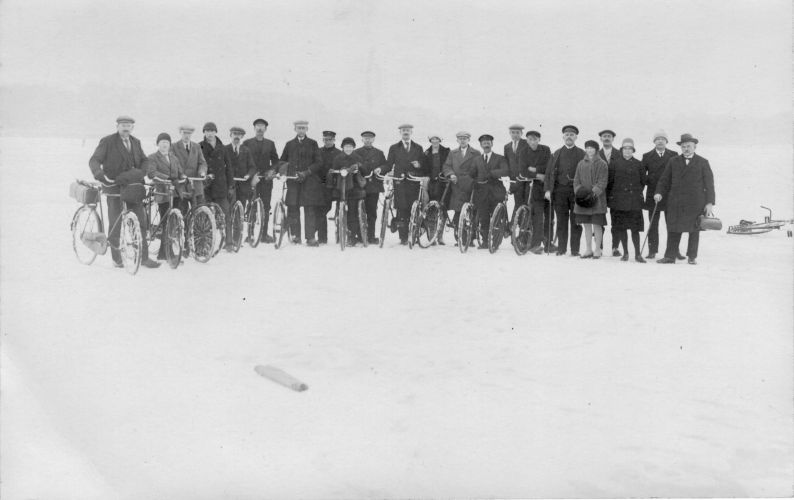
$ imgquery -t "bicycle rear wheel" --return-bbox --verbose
[379,196,391,248]
[418,201,442,248]
[145,198,162,258]
[247,198,265,248]
[207,202,226,257]
[458,202,474,254]
[120,211,142,275]
[358,199,368,248]
[511,204,533,255]
[230,201,244,252]
[338,201,347,251]
[164,209,184,269]
[407,200,422,249]
[71,206,103,265]
[488,203,508,253]
[189,205,216,263]
[273,201,288,249]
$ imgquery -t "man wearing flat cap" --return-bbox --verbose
[225,127,258,240]
[442,131,481,244]
[244,118,280,243]
[641,129,678,259]
[470,134,509,247]
[318,131,342,244]
[504,124,530,223]
[654,133,715,265]
[385,124,428,245]
[88,116,159,268]
[544,125,585,256]
[200,122,235,250]
[523,130,554,253]
[598,129,621,256]
[172,124,208,214]
[280,120,322,245]
[355,131,388,244]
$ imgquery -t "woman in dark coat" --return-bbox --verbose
[607,138,647,262]
[423,134,451,243]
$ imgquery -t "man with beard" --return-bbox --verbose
[243,118,279,243]
[545,125,585,256]
[355,131,387,245]
[385,124,427,245]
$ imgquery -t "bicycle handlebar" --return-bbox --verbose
[406,174,429,182]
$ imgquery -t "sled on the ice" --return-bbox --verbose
[727,206,793,236]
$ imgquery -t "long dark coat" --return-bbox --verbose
[655,154,716,232]
[641,148,678,210]
[441,146,480,211]
[470,152,509,206]
[319,146,343,203]
[329,152,366,201]
[545,145,586,196]
[386,140,427,210]
[225,143,257,200]
[200,138,233,199]
[89,133,148,183]
[244,137,280,200]
[423,145,451,202]
[526,144,552,202]
[355,146,388,194]
[280,136,323,207]
[607,156,646,211]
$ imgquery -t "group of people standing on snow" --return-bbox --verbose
[88,117,716,269]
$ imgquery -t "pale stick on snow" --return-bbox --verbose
[254,365,308,392]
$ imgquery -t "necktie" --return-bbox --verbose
[685,157,690,165]
[404,142,409,152]
[234,146,239,156]
[123,138,131,152]
[484,154,489,164]
[513,142,517,153]
[185,144,190,153]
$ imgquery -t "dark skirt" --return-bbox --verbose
[575,213,607,225]
[611,209,644,231]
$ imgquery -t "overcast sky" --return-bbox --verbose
[1,0,790,146]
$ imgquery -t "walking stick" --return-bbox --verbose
[640,200,658,255]
[546,194,553,255]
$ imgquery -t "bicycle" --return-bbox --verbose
[70,179,143,275]
[507,175,534,255]
[229,175,265,251]
[405,174,443,249]
[457,180,486,254]
[433,174,454,244]
[272,174,297,249]
[143,178,185,269]
[183,176,218,263]
[376,172,396,249]
[328,168,368,251]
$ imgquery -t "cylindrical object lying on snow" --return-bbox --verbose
[254,365,308,392]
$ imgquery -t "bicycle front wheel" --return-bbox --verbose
[338,201,347,251]
[358,199,368,248]
[418,201,442,248]
[164,209,184,269]
[71,205,103,265]
[230,201,244,252]
[248,198,265,248]
[145,198,162,258]
[207,202,226,257]
[120,211,142,275]
[407,200,422,250]
[458,203,474,254]
[189,205,216,263]
[511,204,533,255]
[379,195,391,248]
[273,201,287,249]
[488,203,508,253]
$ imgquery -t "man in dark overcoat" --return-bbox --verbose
[280,120,322,245]
[504,124,530,220]
[470,134,509,247]
[544,125,585,256]
[523,130,554,253]
[88,115,159,268]
[243,118,280,243]
[641,129,678,259]
[654,133,716,265]
[318,131,342,244]
[199,122,234,249]
[598,129,621,255]
[355,131,387,244]
[385,124,427,244]
[225,127,258,239]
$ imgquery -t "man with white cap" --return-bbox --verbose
[641,129,678,259]
[385,124,427,245]
[442,131,481,245]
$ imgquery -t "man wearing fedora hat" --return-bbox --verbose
[641,129,678,259]
[385,124,427,245]
[654,133,715,265]
[544,125,585,256]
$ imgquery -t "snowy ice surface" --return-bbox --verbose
[1,137,792,499]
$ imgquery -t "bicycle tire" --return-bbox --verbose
[230,201,244,252]
[338,201,347,251]
[358,199,368,248]
[511,204,532,255]
[407,200,422,249]
[189,205,216,263]
[164,209,184,269]
[207,202,226,257]
[145,197,162,258]
[418,201,442,248]
[71,205,103,265]
[458,202,474,254]
[248,198,264,248]
[273,202,287,249]
[379,196,391,248]
[488,203,507,254]
[120,211,142,275]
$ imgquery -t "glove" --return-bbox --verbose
[544,191,551,201]
[449,174,458,184]
[297,171,308,182]
[704,203,714,217]
[654,194,662,202]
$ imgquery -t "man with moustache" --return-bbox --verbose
[385,124,427,245]
[243,118,280,243]
[280,120,322,245]
[545,125,586,256]
[470,134,509,248]
[199,122,234,250]
[442,131,481,245]
[504,124,530,221]
[88,115,160,268]
[318,130,342,244]
[355,131,388,245]
[523,130,554,254]
[598,129,621,256]
[641,129,678,259]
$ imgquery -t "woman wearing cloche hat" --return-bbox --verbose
[573,140,608,258]
[607,138,647,262]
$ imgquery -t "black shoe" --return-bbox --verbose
[368,237,379,245]
[580,253,593,259]
[156,253,166,261]
[142,258,161,269]
[437,239,445,246]
[646,252,656,259]
[555,251,566,256]
[676,253,686,260]
[621,254,629,262]
[570,252,580,257]
[612,249,621,257]
[477,243,488,249]
[224,244,234,252]
[112,260,123,268]
[688,257,697,265]
[400,240,408,245]
[318,239,327,245]
[635,255,646,263]
[306,238,319,247]
[262,234,275,244]
[291,237,301,245]
[529,245,543,255]
[546,243,558,253]
[656,257,676,264]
